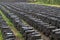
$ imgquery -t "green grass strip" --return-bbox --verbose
[30,2,60,7]
[0,30,3,40]
[0,10,24,40]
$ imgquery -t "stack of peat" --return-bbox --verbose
[0,5,43,40]
[0,3,60,40]
[0,15,15,40]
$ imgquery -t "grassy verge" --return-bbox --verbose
[0,10,24,40]
[0,30,3,40]
[30,2,60,7]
